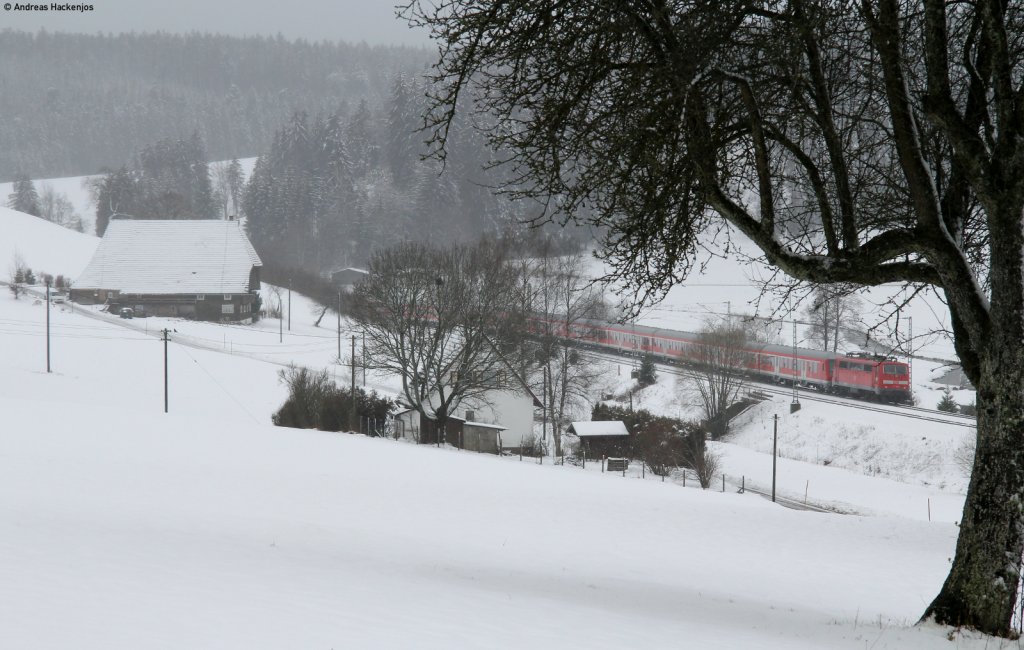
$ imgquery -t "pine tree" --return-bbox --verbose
[226,158,244,218]
[95,166,140,236]
[937,387,960,413]
[386,73,423,187]
[7,174,41,216]
[638,353,658,388]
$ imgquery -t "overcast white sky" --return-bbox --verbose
[1,0,431,46]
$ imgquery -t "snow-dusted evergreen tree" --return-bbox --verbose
[245,111,351,270]
[243,91,583,275]
[95,167,140,236]
[94,134,217,233]
[7,174,40,216]
[346,100,379,178]
[225,158,244,218]
[385,73,425,188]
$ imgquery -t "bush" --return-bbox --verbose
[960,401,977,417]
[272,365,395,432]
[684,436,721,489]
[519,433,547,457]
[954,433,976,478]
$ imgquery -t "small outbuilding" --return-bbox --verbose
[393,406,514,454]
[331,267,368,293]
[567,420,631,458]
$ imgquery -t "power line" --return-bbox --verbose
[177,344,262,425]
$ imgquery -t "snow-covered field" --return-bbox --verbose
[1,202,1008,647]
[0,286,997,649]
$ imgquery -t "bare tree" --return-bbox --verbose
[524,247,608,455]
[407,0,1024,632]
[803,285,862,353]
[681,431,721,490]
[210,159,246,220]
[350,240,525,441]
[37,184,83,232]
[7,252,27,300]
[687,324,748,440]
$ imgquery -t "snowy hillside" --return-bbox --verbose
[0,172,100,232]
[0,176,1002,648]
[0,205,99,280]
[0,285,996,649]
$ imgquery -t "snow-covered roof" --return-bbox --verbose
[568,421,629,437]
[75,220,262,295]
[464,421,506,431]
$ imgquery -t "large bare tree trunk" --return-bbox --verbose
[925,346,1024,632]
[926,201,1024,635]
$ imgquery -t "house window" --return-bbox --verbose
[223,294,232,300]
[221,304,236,314]
[196,294,205,300]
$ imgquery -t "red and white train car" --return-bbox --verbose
[564,319,912,403]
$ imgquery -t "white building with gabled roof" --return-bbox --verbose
[71,219,263,322]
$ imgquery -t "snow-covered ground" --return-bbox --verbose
[0,172,101,233]
[0,205,99,280]
[0,286,1002,649]
[1,202,1008,648]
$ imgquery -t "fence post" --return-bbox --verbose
[722,474,725,493]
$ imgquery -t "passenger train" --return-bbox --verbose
[539,318,913,403]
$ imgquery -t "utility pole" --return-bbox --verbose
[362,330,366,387]
[45,281,51,373]
[279,294,283,343]
[287,279,292,331]
[772,414,778,503]
[791,311,800,411]
[337,289,342,361]
[350,335,357,432]
[542,364,548,449]
[908,316,914,399]
[351,335,357,394]
[162,328,170,413]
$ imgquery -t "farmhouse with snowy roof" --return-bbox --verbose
[70,219,263,323]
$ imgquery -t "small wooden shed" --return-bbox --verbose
[567,420,631,458]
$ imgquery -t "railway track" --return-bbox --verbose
[587,349,977,428]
